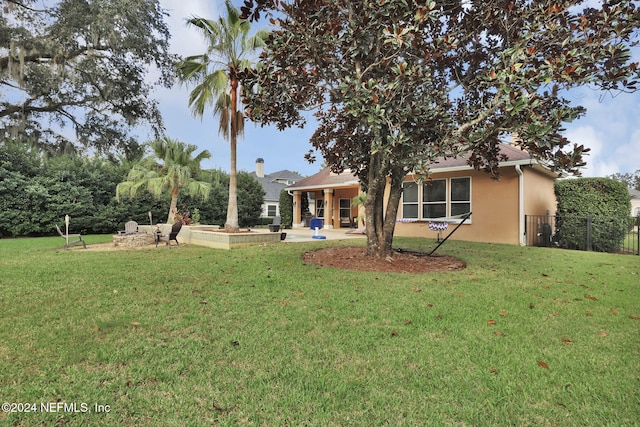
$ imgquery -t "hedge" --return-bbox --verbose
[554,178,631,252]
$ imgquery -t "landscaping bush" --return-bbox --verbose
[0,142,168,237]
[554,178,631,252]
[237,171,266,227]
[279,189,293,226]
[179,170,264,228]
[0,142,264,236]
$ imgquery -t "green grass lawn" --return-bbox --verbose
[1,236,638,426]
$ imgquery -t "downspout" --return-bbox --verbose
[515,164,525,246]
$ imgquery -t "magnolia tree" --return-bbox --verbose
[240,0,640,258]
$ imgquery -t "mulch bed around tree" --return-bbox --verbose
[302,246,466,273]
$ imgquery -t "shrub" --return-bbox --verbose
[554,178,631,252]
[180,170,264,228]
[279,189,293,226]
[0,143,265,235]
[237,171,265,227]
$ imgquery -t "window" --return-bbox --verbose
[267,205,277,217]
[401,177,471,220]
[423,179,446,219]
[450,177,471,216]
[339,199,351,219]
[316,199,324,218]
[402,182,418,218]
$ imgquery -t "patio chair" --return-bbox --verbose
[156,221,183,247]
[55,224,87,250]
[340,216,355,228]
[269,216,281,232]
[118,220,138,235]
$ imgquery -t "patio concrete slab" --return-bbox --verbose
[282,228,366,243]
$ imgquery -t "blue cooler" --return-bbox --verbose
[309,218,323,230]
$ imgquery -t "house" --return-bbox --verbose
[249,158,304,219]
[629,188,640,218]
[287,143,561,246]
[286,167,361,229]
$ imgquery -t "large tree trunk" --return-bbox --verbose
[225,79,240,232]
[225,135,240,231]
[168,189,179,223]
[364,154,405,258]
[364,163,387,257]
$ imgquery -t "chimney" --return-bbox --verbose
[255,158,264,178]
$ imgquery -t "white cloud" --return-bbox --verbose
[614,129,640,174]
[160,0,220,56]
[565,125,604,177]
[563,85,640,176]
[563,125,626,177]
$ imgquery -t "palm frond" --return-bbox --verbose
[145,176,168,199]
[185,180,212,201]
[224,0,241,27]
[176,56,209,82]
[115,181,135,201]
[232,110,245,138]
[217,105,231,140]
[243,30,268,53]
[188,82,217,118]
[186,17,221,41]
[193,149,212,165]
[178,0,264,136]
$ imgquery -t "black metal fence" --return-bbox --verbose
[524,215,640,255]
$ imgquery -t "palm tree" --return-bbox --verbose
[116,137,212,223]
[352,192,368,228]
[177,0,267,232]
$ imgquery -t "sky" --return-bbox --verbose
[148,0,640,179]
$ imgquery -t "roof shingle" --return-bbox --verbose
[288,144,538,190]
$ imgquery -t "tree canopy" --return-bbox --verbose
[0,140,168,237]
[610,169,640,190]
[116,137,212,224]
[0,0,176,157]
[241,0,640,257]
[0,140,266,237]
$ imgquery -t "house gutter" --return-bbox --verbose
[286,181,360,192]
[515,164,525,246]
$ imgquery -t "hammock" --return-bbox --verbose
[394,212,472,256]
[428,221,449,232]
[428,212,472,230]
[427,212,472,255]
[397,212,472,225]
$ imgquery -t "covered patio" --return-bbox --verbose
[287,169,364,229]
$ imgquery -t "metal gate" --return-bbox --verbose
[524,215,639,255]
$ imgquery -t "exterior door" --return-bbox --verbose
[339,198,352,227]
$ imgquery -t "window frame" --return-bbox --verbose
[422,178,447,220]
[339,198,352,219]
[400,176,472,223]
[316,199,325,218]
[449,177,472,218]
[401,182,419,219]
